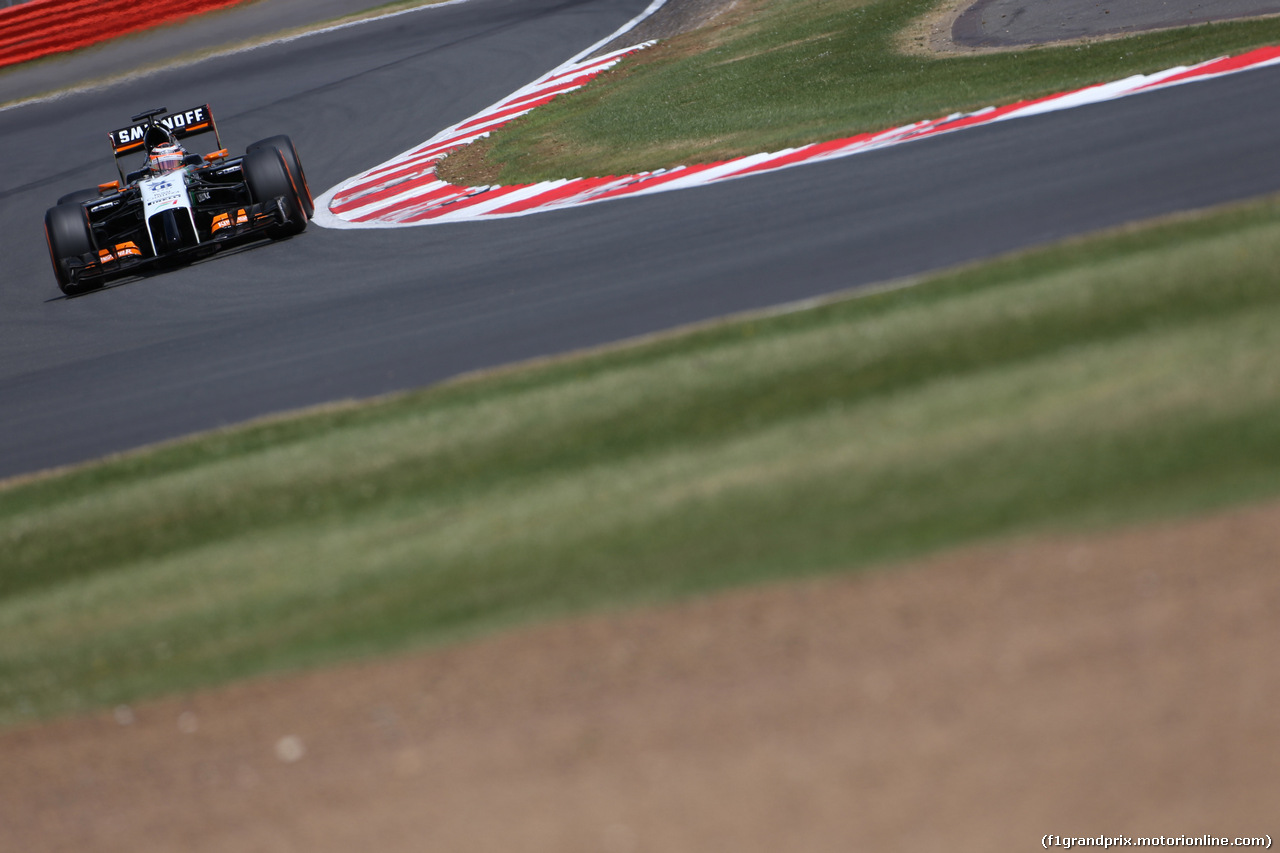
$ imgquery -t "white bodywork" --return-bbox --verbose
[138,170,198,254]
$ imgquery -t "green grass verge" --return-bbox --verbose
[454,0,1280,183]
[5,195,1280,726]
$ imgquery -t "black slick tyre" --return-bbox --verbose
[56,187,100,206]
[243,147,307,238]
[247,135,313,218]
[44,202,97,295]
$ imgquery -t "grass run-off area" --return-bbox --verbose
[5,193,1280,726]
[444,0,1280,184]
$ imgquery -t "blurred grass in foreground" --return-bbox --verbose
[4,195,1280,725]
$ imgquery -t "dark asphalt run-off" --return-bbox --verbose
[953,0,1280,47]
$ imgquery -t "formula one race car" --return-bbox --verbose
[43,104,313,295]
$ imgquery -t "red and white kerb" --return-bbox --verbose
[314,42,1280,229]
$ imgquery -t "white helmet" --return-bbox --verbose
[148,142,186,174]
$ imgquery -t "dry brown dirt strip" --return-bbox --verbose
[3,499,1278,852]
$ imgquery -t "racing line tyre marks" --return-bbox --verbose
[315,42,1280,230]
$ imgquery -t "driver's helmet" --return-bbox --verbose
[148,142,186,174]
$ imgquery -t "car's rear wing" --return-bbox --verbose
[108,104,224,159]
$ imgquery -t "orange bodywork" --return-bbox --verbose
[210,209,250,234]
[94,241,142,265]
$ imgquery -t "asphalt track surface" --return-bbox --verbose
[4,0,1280,480]
[953,0,1280,47]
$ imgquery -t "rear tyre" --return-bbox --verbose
[44,203,97,295]
[242,147,307,238]
[247,135,313,218]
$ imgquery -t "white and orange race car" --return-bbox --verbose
[43,104,313,295]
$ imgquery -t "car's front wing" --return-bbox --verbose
[67,198,290,286]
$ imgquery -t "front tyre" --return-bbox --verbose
[247,135,313,218]
[243,147,307,238]
[56,187,100,206]
[44,202,97,295]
